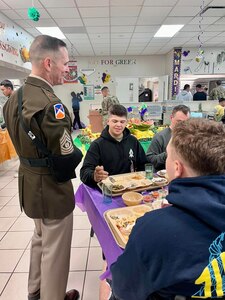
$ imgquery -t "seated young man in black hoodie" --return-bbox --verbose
[110,118,225,300]
[80,104,147,187]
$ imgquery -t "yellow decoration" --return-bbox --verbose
[20,47,30,62]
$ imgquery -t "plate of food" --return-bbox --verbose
[152,177,168,186]
[111,182,128,193]
[157,169,167,178]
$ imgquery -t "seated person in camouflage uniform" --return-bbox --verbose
[101,86,119,126]
[80,104,147,187]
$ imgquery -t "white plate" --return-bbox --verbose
[157,170,167,178]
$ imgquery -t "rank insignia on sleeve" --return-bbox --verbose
[60,129,74,155]
[54,103,65,119]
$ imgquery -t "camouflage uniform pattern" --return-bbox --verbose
[101,95,119,126]
[210,86,225,100]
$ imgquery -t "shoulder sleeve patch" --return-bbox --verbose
[54,103,65,119]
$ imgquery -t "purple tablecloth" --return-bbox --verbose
[75,184,125,279]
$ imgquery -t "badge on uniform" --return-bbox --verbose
[54,103,65,119]
[60,129,74,155]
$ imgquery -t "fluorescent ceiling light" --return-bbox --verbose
[154,25,184,38]
[36,27,66,39]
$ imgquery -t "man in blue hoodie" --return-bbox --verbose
[110,118,225,300]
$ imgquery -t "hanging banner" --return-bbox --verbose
[172,48,182,98]
[64,61,78,83]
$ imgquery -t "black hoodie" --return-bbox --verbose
[80,126,147,187]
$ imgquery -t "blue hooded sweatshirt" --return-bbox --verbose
[111,175,225,300]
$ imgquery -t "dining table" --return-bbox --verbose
[75,183,126,280]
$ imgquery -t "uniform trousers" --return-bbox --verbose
[28,213,73,300]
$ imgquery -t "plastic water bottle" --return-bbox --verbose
[102,184,112,204]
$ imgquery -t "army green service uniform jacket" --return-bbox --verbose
[3,76,77,219]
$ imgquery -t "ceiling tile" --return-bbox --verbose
[61,27,87,34]
[142,47,162,54]
[95,51,110,55]
[129,41,149,46]
[210,0,225,5]
[189,17,221,25]
[47,7,80,19]
[126,51,142,54]
[111,33,133,38]
[76,0,109,6]
[111,17,137,25]
[86,26,110,33]
[140,6,172,17]
[3,0,42,9]
[134,25,160,32]
[0,0,10,9]
[181,24,208,31]
[207,36,225,42]
[143,0,177,6]
[55,19,83,27]
[202,8,225,17]
[205,24,225,31]
[111,38,130,44]
[79,7,109,18]
[14,19,32,28]
[169,6,200,17]
[1,10,22,19]
[163,17,192,24]
[111,26,135,33]
[32,19,57,27]
[39,0,75,7]
[111,6,141,17]
[132,32,154,39]
[137,16,165,25]
[89,33,110,39]
[16,8,50,19]
[174,31,197,38]
[217,32,225,36]
[83,18,109,26]
[150,37,171,43]
[25,27,44,36]
[130,38,150,44]
[90,38,110,44]
[214,17,225,24]
[111,0,143,6]
[176,0,212,6]
[65,33,89,41]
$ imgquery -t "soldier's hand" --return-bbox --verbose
[94,165,108,182]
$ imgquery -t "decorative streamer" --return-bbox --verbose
[196,0,205,62]
[27,0,40,21]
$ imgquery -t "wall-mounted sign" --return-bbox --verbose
[172,48,182,98]
[84,85,94,100]
[64,61,78,83]
[88,59,136,66]
[80,68,95,76]
[0,40,18,56]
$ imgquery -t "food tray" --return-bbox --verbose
[104,205,152,248]
[98,171,168,196]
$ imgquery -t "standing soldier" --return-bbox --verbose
[3,35,82,300]
[101,86,119,126]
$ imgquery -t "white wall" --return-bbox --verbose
[54,55,167,125]
[181,47,225,75]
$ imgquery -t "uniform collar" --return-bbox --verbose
[26,75,54,92]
